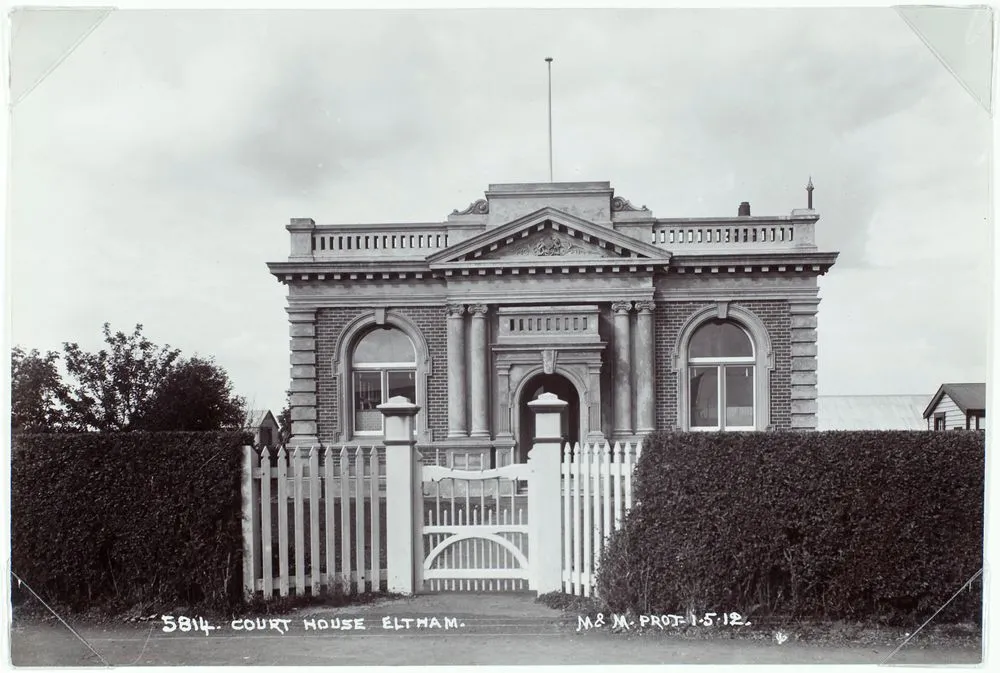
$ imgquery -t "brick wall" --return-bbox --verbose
[654,300,792,430]
[314,306,448,443]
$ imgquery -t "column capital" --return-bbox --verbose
[634,300,656,314]
[469,303,489,317]
[611,300,633,315]
[446,303,466,317]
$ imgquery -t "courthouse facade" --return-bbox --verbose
[268,181,838,465]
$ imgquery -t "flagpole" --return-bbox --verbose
[545,57,553,183]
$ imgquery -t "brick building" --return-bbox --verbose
[268,181,838,465]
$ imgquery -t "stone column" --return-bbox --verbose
[378,396,421,595]
[634,301,656,434]
[789,298,820,430]
[611,301,633,437]
[469,304,490,438]
[446,304,468,438]
[288,307,318,445]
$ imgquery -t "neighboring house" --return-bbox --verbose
[816,395,927,431]
[922,383,986,431]
[267,180,838,466]
[246,409,281,448]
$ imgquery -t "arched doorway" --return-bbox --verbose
[517,373,580,463]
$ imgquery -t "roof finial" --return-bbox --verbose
[806,176,814,210]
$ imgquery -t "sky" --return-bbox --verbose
[4,4,993,419]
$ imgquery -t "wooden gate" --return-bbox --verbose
[418,460,531,592]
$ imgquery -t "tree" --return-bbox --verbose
[135,357,247,431]
[11,346,66,433]
[277,391,292,448]
[59,323,181,432]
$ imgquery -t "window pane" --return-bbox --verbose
[690,366,718,427]
[690,319,753,358]
[725,365,754,427]
[387,370,416,404]
[354,371,383,432]
[353,328,416,364]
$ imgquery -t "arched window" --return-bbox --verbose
[351,327,417,436]
[687,319,756,430]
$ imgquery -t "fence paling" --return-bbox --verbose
[243,445,386,600]
[278,448,289,597]
[294,448,305,594]
[354,447,365,593]
[560,440,642,597]
[324,446,335,591]
[339,447,351,593]
[261,448,273,597]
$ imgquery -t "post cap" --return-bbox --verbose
[527,392,569,413]
[287,218,316,230]
[377,396,421,417]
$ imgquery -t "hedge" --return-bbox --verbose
[11,431,248,613]
[596,430,985,625]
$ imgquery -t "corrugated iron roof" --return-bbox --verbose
[817,395,928,431]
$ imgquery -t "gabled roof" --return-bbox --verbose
[922,383,987,418]
[817,395,928,431]
[426,207,671,268]
[245,409,278,429]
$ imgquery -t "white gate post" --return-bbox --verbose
[379,396,421,595]
[528,392,567,594]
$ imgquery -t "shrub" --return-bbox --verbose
[595,430,985,626]
[11,432,247,614]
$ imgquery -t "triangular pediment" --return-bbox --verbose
[480,228,620,259]
[427,207,670,266]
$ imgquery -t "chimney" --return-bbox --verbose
[738,201,751,217]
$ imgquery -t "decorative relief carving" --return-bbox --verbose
[451,199,489,215]
[469,304,489,317]
[509,233,589,257]
[542,349,558,375]
[446,304,466,317]
[611,301,633,314]
[634,300,656,314]
[611,196,649,212]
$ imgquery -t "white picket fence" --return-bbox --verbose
[241,445,387,598]
[241,399,644,601]
[561,440,642,597]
